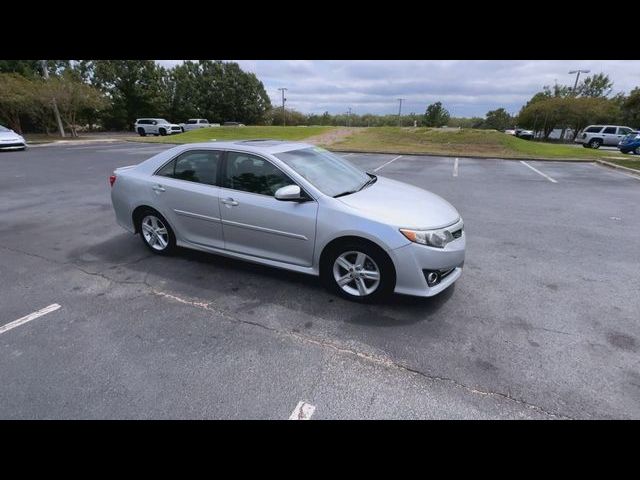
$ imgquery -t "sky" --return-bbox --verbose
[156,60,640,118]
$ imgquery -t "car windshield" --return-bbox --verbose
[0,126,10,132]
[275,147,371,197]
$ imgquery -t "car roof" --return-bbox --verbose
[175,140,316,155]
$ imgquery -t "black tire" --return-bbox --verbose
[589,138,602,149]
[635,146,640,155]
[135,208,176,256]
[159,128,167,136]
[320,240,395,303]
[137,127,147,137]
[582,144,590,148]
[620,149,630,154]
[180,127,185,133]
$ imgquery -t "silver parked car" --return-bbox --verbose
[179,119,219,132]
[0,125,27,150]
[574,125,635,148]
[109,141,465,301]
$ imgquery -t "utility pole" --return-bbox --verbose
[397,98,405,127]
[41,60,65,137]
[347,107,352,127]
[277,88,288,127]
[569,69,590,95]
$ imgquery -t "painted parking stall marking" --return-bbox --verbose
[453,157,459,177]
[0,304,61,335]
[289,401,316,420]
[519,160,558,183]
[374,155,403,172]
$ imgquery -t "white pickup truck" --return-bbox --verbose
[178,119,220,132]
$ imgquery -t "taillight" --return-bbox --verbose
[109,175,116,187]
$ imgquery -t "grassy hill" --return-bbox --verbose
[131,126,338,143]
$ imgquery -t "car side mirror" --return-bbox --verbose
[275,184,302,201]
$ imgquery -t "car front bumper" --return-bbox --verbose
[390,231,466,297]
[0,141,26,150]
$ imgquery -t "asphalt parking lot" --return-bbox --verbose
[1,142,639,419]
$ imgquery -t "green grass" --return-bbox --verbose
[602,157,640,171]
[328,127,628,161]
[129,126,337,144]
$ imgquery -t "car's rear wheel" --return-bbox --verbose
[159,128,167,136]
[589,138,602,149]
[137,127,146,137]
[137,210,176,255]
[321,241,395,303]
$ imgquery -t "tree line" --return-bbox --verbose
[0,60,272,135]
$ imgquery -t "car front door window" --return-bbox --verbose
[223,152,293,196]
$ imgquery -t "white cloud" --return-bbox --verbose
[156,60,640,117]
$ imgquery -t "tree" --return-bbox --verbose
[89,60,169,129]
[39,73,107,136]
[484,108,512,131]
[575,73,613,98]
[621,88,640,128]
[0,73,33,133]
[424,102,450,127]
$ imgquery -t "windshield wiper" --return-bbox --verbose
[357,174,377,191]
[333,190,357,198]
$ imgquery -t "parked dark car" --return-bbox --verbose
[618,132,640,155]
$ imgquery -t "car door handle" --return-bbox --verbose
[221,198,239,206]
[152,184,166,192]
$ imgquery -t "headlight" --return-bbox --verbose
[400,228,454,248]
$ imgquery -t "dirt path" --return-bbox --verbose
[304,127,360,146]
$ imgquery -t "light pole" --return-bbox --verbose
[397,98,405,127]
[347,107,352,127]
[569,69,590,95]
[277,88,287,126]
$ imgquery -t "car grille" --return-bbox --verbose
[171,126,182,131]
[0,142,25,148]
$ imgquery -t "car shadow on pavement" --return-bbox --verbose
[78,233,454,325]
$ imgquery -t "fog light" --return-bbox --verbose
[426,272,440,287]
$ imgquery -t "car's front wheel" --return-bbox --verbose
[321,241,395,303]
[159,128,167,136]
[137,210,176,255]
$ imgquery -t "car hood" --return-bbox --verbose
[336,176,460,229]
[0,131,24,141]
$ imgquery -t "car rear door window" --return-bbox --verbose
[603,127,616,134]
[223,152,293,196]
[156,150,222,186]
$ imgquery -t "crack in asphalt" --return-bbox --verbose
[1,244,573,419]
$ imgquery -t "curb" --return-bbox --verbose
[28,138,125,147]
[595,159,640,178]
[325,149,600,163]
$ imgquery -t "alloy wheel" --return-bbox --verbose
[332,251,381,297]
[141,215,169,251]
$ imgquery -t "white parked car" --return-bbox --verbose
[179,119,219,132]
[134,118,183,137]
[0,125,27,151]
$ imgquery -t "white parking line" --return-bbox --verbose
[519,161,558,183]
[453,157,459,177]
[342,153,355,157]
[289,401,316,420]
[0,304,61,335]
[374,155,403,172]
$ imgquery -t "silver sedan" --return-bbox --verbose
[109,140,465,302]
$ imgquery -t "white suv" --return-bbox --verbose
[179,119,220,132]
[134,118,183,137]
[574,125,635,149]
